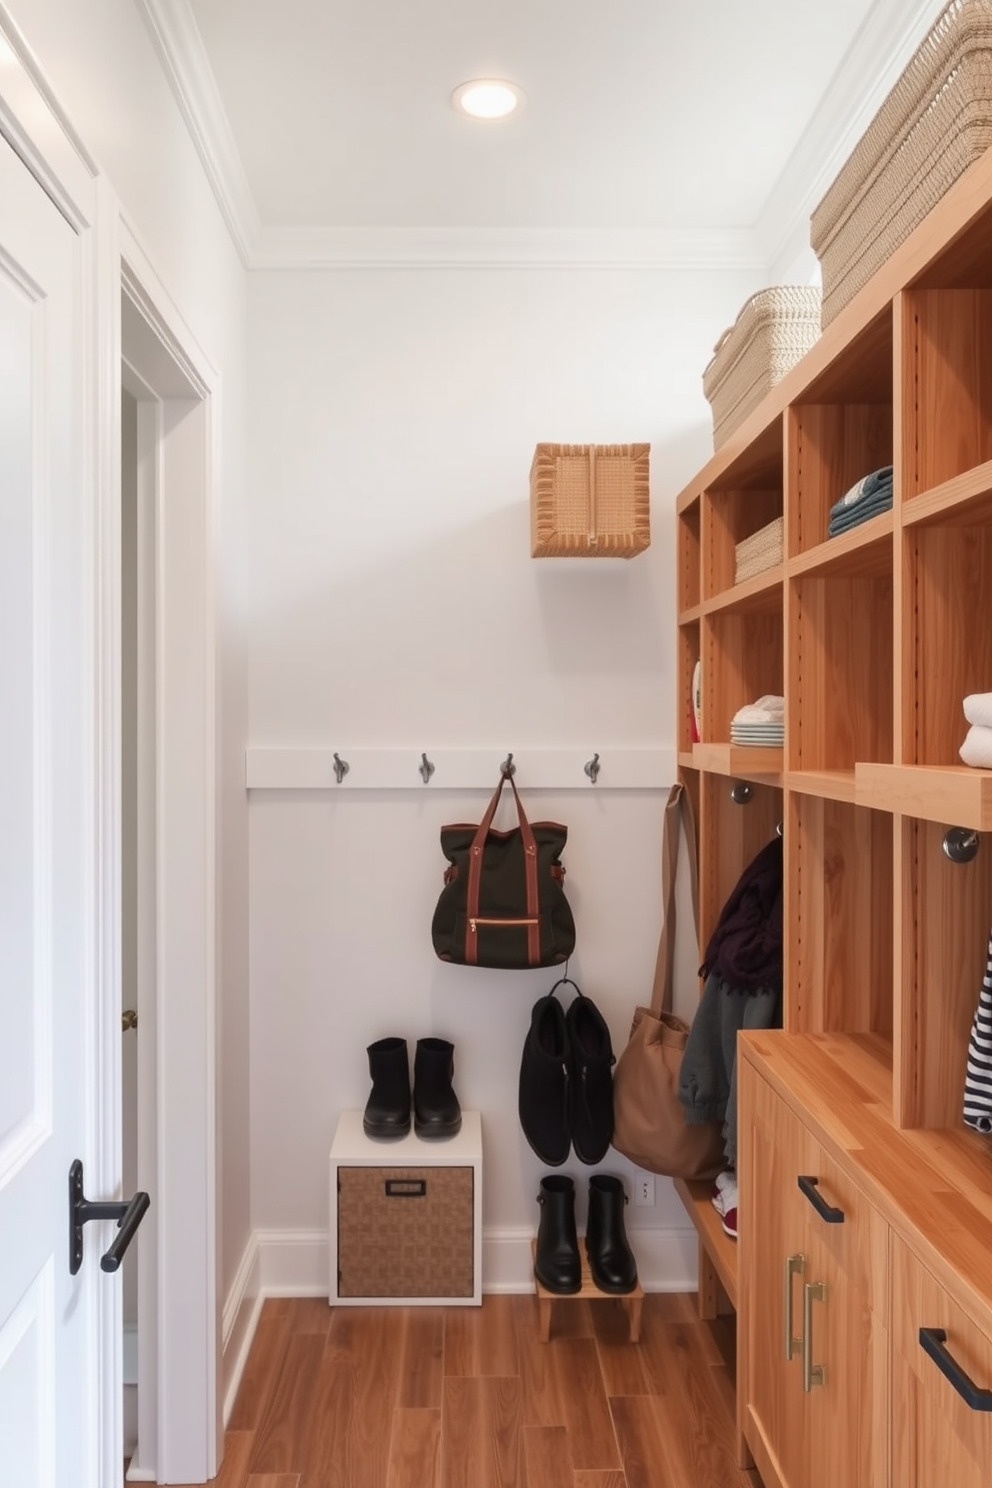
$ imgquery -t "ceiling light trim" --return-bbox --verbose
[249,225,768,272]
[135,0,260,268]
[757,0,949,283]
[452,78,525,119]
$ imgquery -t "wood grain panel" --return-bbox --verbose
[441,1376,521,1488]
[398,1308,444,1407]
[910,525,992,765]
[900,817,992,1128]
[856,762,992,830]
[908,288,992,492]
[286,1297,331,1336]
[699,774,782,961]
[386,1408,441,1488]
[247,1477,302,1487]
[520,1425,573,1488]
[791,573,893,773]
[679,499,701,611]
[572,1474,627,1488]
[608,1395,681,1488]
[588,1300,651,1397]
[704,488,781,598]
[791,403,893,555]
[248,1335,329,1476]
[294,1362,354,1488]
[703,611,783,744]
[227,1309,291,1431]
[519,1336,620,1469]
[444,1293,527,1376]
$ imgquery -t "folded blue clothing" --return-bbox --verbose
[828,466,893,522]
[828,488,893,536]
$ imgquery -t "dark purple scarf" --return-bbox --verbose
[700,836,783,993]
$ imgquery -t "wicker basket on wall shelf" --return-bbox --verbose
[530,443,651,558]
[702,286,822,450]
[811,0,992,326]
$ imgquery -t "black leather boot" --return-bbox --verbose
[413,1037,462,1138]
[534,1175,581,1294]
[585,1175,637,1294]
[565,990,615,1165]
[518,992,571,1166]
[363,1037,411,1138]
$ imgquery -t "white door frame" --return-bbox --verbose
[108,217,222,1484]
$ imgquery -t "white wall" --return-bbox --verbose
[246,263,761,1284]
[8,0,252,1307]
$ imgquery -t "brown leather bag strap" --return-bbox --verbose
[465,771,541,966]
[649,781,700,1017]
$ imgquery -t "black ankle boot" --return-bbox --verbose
[585,1175,637,1294]
[565,990,615,1165]
[363,1037,411,1138]
[413,1037,462,1138]
[518,992,571,1166]
[534,1175,581,1294]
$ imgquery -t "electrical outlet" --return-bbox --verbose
[633,1174,655,1206]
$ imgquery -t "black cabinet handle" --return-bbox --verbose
[69,1159,150,1276]
[797,1175,844,1224]
[385,1178,426,1198]
[920,1328,992,1411]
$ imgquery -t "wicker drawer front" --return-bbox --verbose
[337,1166,474,1299]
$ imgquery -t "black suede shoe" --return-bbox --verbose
[413,1037,462,1138]
[565,990,615,1165]
[534,1175,581,1294]
[585,1175,637,1294]
[363,1037,411,1138]
[519,992,571,1166]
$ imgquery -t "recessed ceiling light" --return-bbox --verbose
[452,79,525,120]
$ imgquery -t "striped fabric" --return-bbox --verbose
[963,930,992,1134]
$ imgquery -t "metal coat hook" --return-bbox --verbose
[419,752,435,784]
[731,782,752,804]
[775,820,784,838]
[332,752,350,785]
[943,826,980,864]
[584,752,601,785]
[501,753,516,777]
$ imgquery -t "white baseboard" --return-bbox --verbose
[242,1224,699,1298]
[221,1232,262,1425]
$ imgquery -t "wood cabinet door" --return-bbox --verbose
[739,1061,812,1488]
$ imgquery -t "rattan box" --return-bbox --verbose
[702,288,821,450]
[530,443,650,558]
[811,0,992,326]
[337,1165,474,1299]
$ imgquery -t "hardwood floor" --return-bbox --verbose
[173,1293,761,1488]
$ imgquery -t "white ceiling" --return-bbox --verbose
[143,0,948,267]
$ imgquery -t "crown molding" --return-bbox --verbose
[249,224,768,272]
[134,0,259,267]
[757,0,949,284]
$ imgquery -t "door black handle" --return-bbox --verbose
[69,1159,150,1276]
[920,1328,992,1411]
[797,1175,845,1224]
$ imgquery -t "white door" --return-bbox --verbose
[0,136,106,1486]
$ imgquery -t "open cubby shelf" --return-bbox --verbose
[674,143,992,1383]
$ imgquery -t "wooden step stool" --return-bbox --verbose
[531,1240,644,1343]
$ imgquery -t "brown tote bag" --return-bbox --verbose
[611,781,724,1181]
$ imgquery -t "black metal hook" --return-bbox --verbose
[69,1159,150,1276]
[501,752,516,777]
[332,752,350,784]
[419,752,435,784]
[584,753,601,785]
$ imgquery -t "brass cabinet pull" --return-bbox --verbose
[803,1280,828,1392]
[784,1253,806,1360]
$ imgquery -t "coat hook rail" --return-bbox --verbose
[584,752,601,785]
[245,747,676,791]
[419,752,435,784]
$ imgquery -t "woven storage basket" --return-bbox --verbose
[702,288,821,450]
[530,443,650,557]
[812,0,992,326]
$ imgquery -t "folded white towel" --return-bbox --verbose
[732,695,785,725]
[963,692,992,729]
[960,724,992,769]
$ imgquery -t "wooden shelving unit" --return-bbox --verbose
[675,141,992,1486]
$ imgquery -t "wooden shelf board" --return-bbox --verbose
[855,762,992,830]
[787,510,894,580]
[679,603,703,625]
[693,743,783,781]
[702,566,783,617]
[673,1177,737,1311]
[677,751,698,771]
[785,768,857,803]
[903,459,992,528]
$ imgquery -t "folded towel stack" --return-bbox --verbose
[827,465,893,538]
[960,692,992,768]
[735,516,784,585]
[731,694,784,747]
